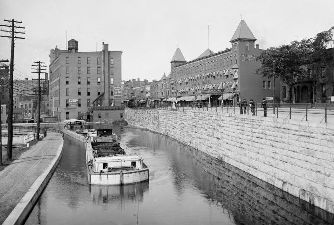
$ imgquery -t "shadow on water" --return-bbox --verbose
[126,127,334,225]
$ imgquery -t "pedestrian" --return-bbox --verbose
[261,98,267,117]
[242,98,247,114]
[249,99,255,115]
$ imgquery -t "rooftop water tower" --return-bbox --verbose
[68,39,78,52]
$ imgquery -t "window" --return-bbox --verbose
[87,99,91,107]
[110,58,114,65]
[66,66,69,74]
[97,57,101,65]
[78,67,81,74]
[87,57,90,64]
[268,81,271,89]
[66,112,69,119]
[282,86,287,99]
[120,113,123,119]
[263,81,266,89]
[97,91,100,96]
[78,99,81,107]
[110,78,113,84]
[110,90,113,96]
[66,88,69,96]
[66,56,69,64]
[98,113,101,119]
[131,161,136,168]
[66,99,69,107]
[65,76,69,85]
[87,77,90,85]
[87,88,90,96]
[78,77,81,85]
[78,57,81,64]
[87,67,90,74]
[97,77,101,85]
[97,66,101,74]
[78,88,81,96]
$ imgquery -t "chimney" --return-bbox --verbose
[256,44,259,49]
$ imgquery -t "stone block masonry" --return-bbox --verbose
[125,108,334,214]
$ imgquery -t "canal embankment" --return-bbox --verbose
[0,132,64,225]
[125,108,334,214]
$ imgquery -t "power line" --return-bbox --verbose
[0,18,25,160]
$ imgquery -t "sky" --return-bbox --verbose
[0,0,334,82]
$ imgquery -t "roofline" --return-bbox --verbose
[174,48,232,68]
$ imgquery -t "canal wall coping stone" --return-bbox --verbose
[1,133,64,225]
[125,108,334,214]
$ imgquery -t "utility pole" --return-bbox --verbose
[0,60,9,165]
[32,61,46,141]
[0,19,25,160]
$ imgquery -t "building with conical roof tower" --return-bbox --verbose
[163,19,279,105]
[171,48,186,72]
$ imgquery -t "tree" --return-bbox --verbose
[257,42,309,102]
[257,26,334,103]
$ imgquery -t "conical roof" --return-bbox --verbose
[197,48,214,59]
[171,48,186,62]
[230,20,256,42]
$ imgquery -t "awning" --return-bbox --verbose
[166,97,177,102]
[196,94,210,101]
[218,93,235,100]
[178,96,196,101]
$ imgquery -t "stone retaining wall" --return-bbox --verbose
[125,108,334,214]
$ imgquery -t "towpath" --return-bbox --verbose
[0,132,63,224]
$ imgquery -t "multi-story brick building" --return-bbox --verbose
[280,48,334,103]
[12,77,49,121]
[122,78,150,101]
[49,39,122,121]
[167,20,279,104]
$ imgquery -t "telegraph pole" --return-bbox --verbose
[0,19,25,160]
[0,60,9,165]
[32,61,46,141]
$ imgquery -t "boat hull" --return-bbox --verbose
[87,167,149,185]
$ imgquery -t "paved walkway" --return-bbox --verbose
[0,132,63,224]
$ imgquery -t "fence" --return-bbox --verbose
[129,102,334,127]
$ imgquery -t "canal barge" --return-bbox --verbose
[86,129,149,185]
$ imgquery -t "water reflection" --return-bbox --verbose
[24,126,334,225]
[89,182,149,204]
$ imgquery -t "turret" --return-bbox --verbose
[230,20,257,51]
[170,48,186,71]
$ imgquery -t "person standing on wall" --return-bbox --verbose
[242,99,247,114]
[261,98,267,117]
[249,99,255,116]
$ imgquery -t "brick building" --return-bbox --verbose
[49,39,122,121]
[280,48,334,103]
[166,20,279,105]
[122,78,150,101]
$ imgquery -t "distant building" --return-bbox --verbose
[49,39,122,121]
[165,20,279,104]
[13,77,49,120]
[122,78,150,102]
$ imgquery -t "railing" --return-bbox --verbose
[127,102,334,126]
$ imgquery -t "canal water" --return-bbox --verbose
[25,127,333,225]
